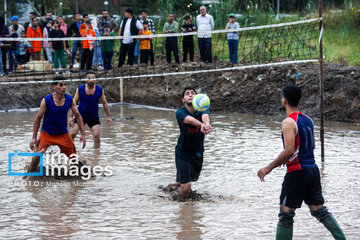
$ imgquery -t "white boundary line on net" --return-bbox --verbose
[0,59,319,85]
[1,18,318,41]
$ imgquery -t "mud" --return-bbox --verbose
[1,62,359,123]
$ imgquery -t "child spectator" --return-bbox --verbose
[49,20,69,74]
[80,21,95,71]
[226,13,240,64]
[181,16,196,63]
[43,20,53,66]
[8,25,19,74]
[101,24,115,70]
[92,27,104,70]
[26,17,42,60]
[17,31,31,66]
[140,21,153,65]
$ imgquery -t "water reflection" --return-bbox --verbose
[0,104,359,239]
[175,203,205,240]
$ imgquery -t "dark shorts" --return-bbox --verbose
[175,152,203,184]
[280,167,325,208]
[74,117,100,128]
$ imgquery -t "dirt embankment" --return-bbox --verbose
[0,62,359,123]
[121,62,360,123]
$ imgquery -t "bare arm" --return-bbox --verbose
[258,118,296,181]
[30,99,46,150]
[201,113,212,134]
[100,89,112,125]
[184,114,211,135]
[71,99,86,148]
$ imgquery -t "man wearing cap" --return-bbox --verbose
[226,13,240,65]
[9,16,25,37]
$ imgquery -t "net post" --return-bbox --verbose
[319,0,325,162]
[120,78,124,103]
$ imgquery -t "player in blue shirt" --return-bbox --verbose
[69,71,112,149]
[258,85,345,240]
[170,87,212,199]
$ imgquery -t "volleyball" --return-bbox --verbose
[192,94,210,112]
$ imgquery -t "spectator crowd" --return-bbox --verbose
[0,6,241,76]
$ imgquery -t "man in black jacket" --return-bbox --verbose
[117,8,143,67]
[24,12,37,34]
[67,13,83,69]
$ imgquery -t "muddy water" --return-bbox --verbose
[0,104,359,239]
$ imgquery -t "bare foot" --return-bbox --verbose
[168,182,180,187]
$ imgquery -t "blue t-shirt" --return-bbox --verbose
[76,22,81,30]
[175,106,210,156]
[41,94,72,135]
[78,84,103,119]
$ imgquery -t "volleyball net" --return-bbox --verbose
[0,18,321,85]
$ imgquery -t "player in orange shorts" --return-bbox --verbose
[27,76,86,173]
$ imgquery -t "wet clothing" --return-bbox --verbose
[37,131,76,157]
[74,117,100,128]
[175,107,210,184]
[280,167,324,208]
[78,84,103,119]
[41,94,72,135]
[279,112,324,208]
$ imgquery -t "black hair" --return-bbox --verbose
[102,9,107,12]
[83,14,88,18]
[13,25,19,31]
[184,15,191,20]
[85,20,91,25]
[182,86,197,97]
[52,76,67,85]
[283,85,302,107]
[31,17,37,22]
[168,13,174,16]
[53,20,59,25]
[30,12,37,17]
[143,20,148,25]
[57,15,63,19]
[125,8,133,15]
[86,70,96,76]
[75,13,81,16]
[140,9,147,14]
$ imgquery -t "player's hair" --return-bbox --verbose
[86,70,96,76]
[283,85,302,107]
[125,8,133,15]
[182,87,197,97]
[52,76,67,85]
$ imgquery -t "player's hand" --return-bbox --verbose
[107,117,112,126]
[30,138,37,151]
[80,134,86,149]
[68,117,74,127]
[258,166,272,182]
[203,123,212,134]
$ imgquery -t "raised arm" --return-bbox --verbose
[100,89,112,125]
[30,98,46,150]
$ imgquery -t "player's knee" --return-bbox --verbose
[278,209,295,227]
[311,206,332,223]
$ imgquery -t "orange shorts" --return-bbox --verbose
[37,131,76,157]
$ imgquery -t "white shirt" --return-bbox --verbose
[9,24,25,37]
[196,14,214,38]
[120,18,143,44]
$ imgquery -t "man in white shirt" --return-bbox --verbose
[118,8,143,67]
[9,16,25,37]
[196,6,214,63]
